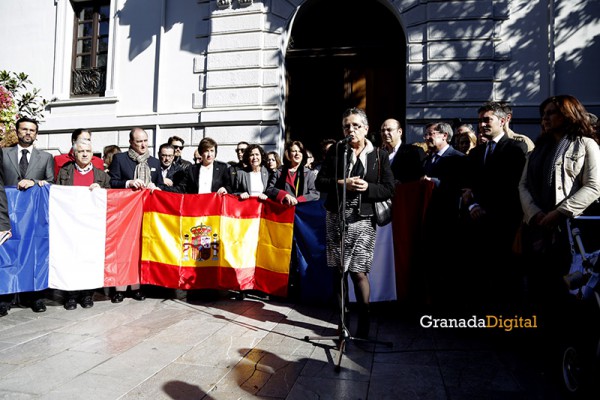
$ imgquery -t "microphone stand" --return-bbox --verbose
[304,140,392,372]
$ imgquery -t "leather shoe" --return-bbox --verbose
[0,302,10,317]
[131,290,145,301]
[80,296,94,308]
[32,299,46,313]
[111,292,125,303]
[64,298,77,311]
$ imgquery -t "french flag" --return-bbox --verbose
[0,186,143,295]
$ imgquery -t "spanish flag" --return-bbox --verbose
[140,191,294,296]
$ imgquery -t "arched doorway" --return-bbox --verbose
[284,0,406,159]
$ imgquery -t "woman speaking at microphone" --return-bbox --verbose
[316,107,395,338]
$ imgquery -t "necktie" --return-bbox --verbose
[19,149,29,178]
[484,141,495,164]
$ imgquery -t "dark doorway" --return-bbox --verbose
[285,0,406,159]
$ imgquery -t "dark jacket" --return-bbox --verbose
[108,152,164,188]
[390,143,426,183]
[466,135,528,237]
[316,142,395,216]
[171,160,232,194]
[57,162,111,188]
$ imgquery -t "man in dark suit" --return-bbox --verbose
[463,102,528,310]
[0,116,54,314]
[158,143,184,188]
[380,119,425,183]
[172,137,232,195]
[109,127,164,190]
[108,127,163,302]
[420,122,467,308]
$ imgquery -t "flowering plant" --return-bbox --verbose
[0,70,53,147]
[0,85,17,137]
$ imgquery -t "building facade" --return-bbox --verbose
[0,0,598,160]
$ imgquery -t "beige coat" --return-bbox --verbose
[519,136,600,223]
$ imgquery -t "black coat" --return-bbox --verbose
[390,144,426,183]
[466,135,528,239]
[108,152,164,189]
[316,143,395,216]
[171,161,232,194]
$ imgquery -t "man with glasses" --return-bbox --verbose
[1,116,54,315]
[158,143,183,187]
[229,141,249,190]
[420,122,467,308]
[234,141,248,168]
[167,136,192,171]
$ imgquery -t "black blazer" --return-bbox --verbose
[172,160,232,194]
[423,146,467,221]
[108,152,164,188]
[390,144,426,183]
[163,162,186,187]
[316,144,395,216]
[466,135,527,230]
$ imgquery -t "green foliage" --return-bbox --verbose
[0,70,53,121]
[0,70,54,146]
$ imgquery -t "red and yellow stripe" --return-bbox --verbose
[140,191,294,296]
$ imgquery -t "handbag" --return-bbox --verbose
[375,198,392,226]
[374,148,392,226]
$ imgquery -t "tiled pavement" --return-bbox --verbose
[0,289,586,399]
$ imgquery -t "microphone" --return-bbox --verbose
[338,136,353,145]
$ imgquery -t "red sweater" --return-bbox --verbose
[54,150,104,178]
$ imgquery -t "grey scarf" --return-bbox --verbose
[128,148,151,185]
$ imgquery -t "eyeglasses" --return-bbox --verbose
[236,148,247,153]
[172,145,183,150]
[343,123,363,131]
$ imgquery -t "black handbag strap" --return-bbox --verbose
[376,148,381,184]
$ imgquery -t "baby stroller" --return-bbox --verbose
[559,216,600,398]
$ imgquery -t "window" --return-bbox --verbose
[71,1,110,96]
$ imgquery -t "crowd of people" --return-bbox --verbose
[0,98,598,345]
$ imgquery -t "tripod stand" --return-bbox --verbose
[303,141,392,372]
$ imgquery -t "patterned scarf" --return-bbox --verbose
[128,148,151,185]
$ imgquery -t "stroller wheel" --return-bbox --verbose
[562,346,584,394]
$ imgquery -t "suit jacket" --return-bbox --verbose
[0,151,11,231]
[423,146,467,227]
[56,163,111,188]
[2,146,54,186]
[171,160,232,194]
[162,163,185,187]
[389,143,426,183]
[108,151,164,188]
[466,134,527,236]
[234,166,270,195]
